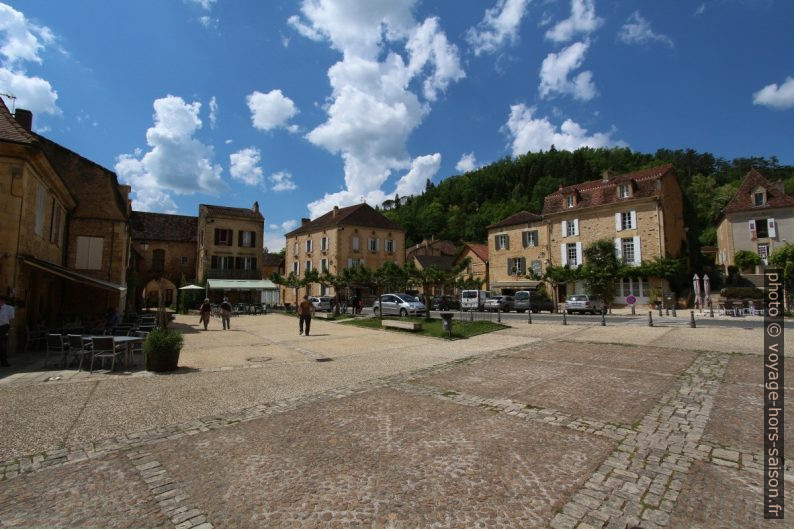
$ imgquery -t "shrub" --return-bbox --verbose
[734,250,762,271]
[143,328,184,372]
[719,286,764,299]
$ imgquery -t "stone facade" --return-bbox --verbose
[197,203,264,283]
[487,212,546,293]
[453,243,489,291]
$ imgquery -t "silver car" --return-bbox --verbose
[309,296,332,312]
[565,294,604,315]
[372,293,426,317]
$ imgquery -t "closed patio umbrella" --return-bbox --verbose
[703,274,711,308]
[178,284,204,290]
[693,274,702,310]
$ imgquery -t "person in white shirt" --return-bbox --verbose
[0,295,14,367]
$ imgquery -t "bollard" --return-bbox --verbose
[631,304,635,316]
[563,311,567,325]
[648,311,653,327]
[601,311,606,326]
[690,310,696,328]
[497,308,501,323]
[709,305,714,318]
[672,305,677,318]
[658,306,663,318]
[527,309,532,324]
[470,310,473,322]
[666,307,670,316]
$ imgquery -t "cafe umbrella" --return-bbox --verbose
[693,274,702,310]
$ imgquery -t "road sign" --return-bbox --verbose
[626,295,637,305]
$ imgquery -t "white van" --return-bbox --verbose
[461,290,489,311]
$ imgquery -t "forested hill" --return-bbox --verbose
[381,147,794,255]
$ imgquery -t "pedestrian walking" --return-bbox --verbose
[0,295,15,367]
[297,295,315,336]
[220,297,232,330]
[199,298,212,330]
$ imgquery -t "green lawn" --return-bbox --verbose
[338,316,507,340]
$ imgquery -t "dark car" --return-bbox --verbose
[529,295,555,313]
[430,295,460,311]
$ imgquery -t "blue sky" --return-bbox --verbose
[3,0,793,250]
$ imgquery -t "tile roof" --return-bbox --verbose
[406,239,458,256]
[0,98,35,145]
[130,211,197,242]
[459,242,489,263]
[487,210,543,230]
[414,254,456,270]
[542,164,675,215]
[34,133,128,220]
[201,204,264,220]
[721,169,794,215]
[285,203,403,237]
[262,252,284,267]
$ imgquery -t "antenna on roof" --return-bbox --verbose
[360,195,365,203]
[0,92,16,112]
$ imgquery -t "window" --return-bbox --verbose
[305,260,312,272]
[565,220,577,237]
[75,236,103,270]
[305,239,313,253]
[35,185,46,236]
[507,257,526,276]
[754,192,765,207]
[321,258,328,272]
[180,256,189,265]
[368,238,379,252]
[758,243,769,264]
[522,230,538,248]
[347,258,363,268]
[321,236,329,251]
[320,284,327,296]
[755,219,769,239]
[531,260,542,277]
[211,256,233,269]
[622,212,633,230]
[621,238,635,265]
[49,201,62,245]
[293,261,299,275]
[293,242,298,255]
[495,234,509,250]
[236,257,256,270]
[385,239,395,253]
[214,228,233,246]
[618,183,630,198]
[152,249,165,272]
[352,236,360,252]
[566,194,575,208]
[239,231,255,248]
[567,243,578,266]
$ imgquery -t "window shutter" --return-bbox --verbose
[573,219,579,236]
[214,229,219,245]
[749,220,757,240]
[504,235,509,250]
[615,213,622,232]
[507,258,513,275]
[519,257,526,275]
[238,231,243,246]
[575,242,582,266]
[562,221,568,238]
[615,238,622,261]
[560,244,567,266]
[633,236,641,264]
[768,218,777,238]
[88,238,103,269]
[630,210,637,230]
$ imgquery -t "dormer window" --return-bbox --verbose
[618,183,630,198]
[565,194,575,208]
[754,191,765,207]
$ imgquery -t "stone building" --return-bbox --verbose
[487,211,546,294]
[283,203,405,304]
[716,169,794,272]
[197,202,265,303]
[406,238,457,260]
[129,211,197,310]
[453,243,489,291]
[541,164,685,305]
[261,252,284,280]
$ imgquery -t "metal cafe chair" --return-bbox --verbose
[90,336,125,373]
[67,334,92,372]
[45,334,69,368]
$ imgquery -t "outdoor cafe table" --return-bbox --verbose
[83,335,143,369]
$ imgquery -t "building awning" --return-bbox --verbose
[206,279,277,290]
[491,281,541,289]
[20,255,127,293]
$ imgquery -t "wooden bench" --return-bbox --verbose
[381,319,422,331]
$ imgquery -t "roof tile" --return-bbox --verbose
[722,169,794,214]
[285,203,403,237]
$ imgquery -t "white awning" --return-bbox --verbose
[206,279,277,290]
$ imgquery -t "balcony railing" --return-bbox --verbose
[207,269,260,280]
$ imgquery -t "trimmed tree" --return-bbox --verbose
[582,239,621,312]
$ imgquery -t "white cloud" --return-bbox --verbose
[466,0,531,56]
[246,89,299,132]
[287,14,323,41]
[229,147,263,186]
[199,16,218,29]
[115,95,226,212]
[270,171,297,192]
[188,0,216,10]
[264,220,298,252]
[0,3,59,117]
[545,0,603,43]
[618,12,673,48]
[455,152,478,172]
[504,104,621,156]
[208,96,217,128]
[393,153,440,197]
[539,40,596,101]
[753,77,794,110]
[694,3,706,16]
[292,0,463,218]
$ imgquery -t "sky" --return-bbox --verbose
[2,0,793,251]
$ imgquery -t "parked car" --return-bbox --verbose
[565,294,604,314]
[309,296,332,312]
[514,291,555,313]
[461,290,489,311]
[372,293,426,317]
[430,295,460,311]
[484,295,514,312]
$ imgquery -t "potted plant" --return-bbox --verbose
[144,328,184,372]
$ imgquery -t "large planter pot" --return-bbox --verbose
[143,329,184,372]
[145,348,180,372]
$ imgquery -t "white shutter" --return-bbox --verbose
[575,242,583,266]
[630,210,637,229]
[560,244,567,265]
[749,220,757,240]
[88,238,103,269]
[562,221,568,238]
[615,213,622,232]
[573,219,579,236]
[504,235,509,250]
[768,218,777,238]
[615,238,622,261]
[75,237,89,269]
[633,236,641,264]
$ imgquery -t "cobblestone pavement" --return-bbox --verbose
[0,329,792,527]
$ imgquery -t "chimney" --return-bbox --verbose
[301,218,310,226]
[332,205,339,217]
[252,201,259,213]
[14,109,32,131]
[601,169,613,182]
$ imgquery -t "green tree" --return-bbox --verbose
[769,244,794,309]
[734,250,762,272]
[581,239,621,311]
